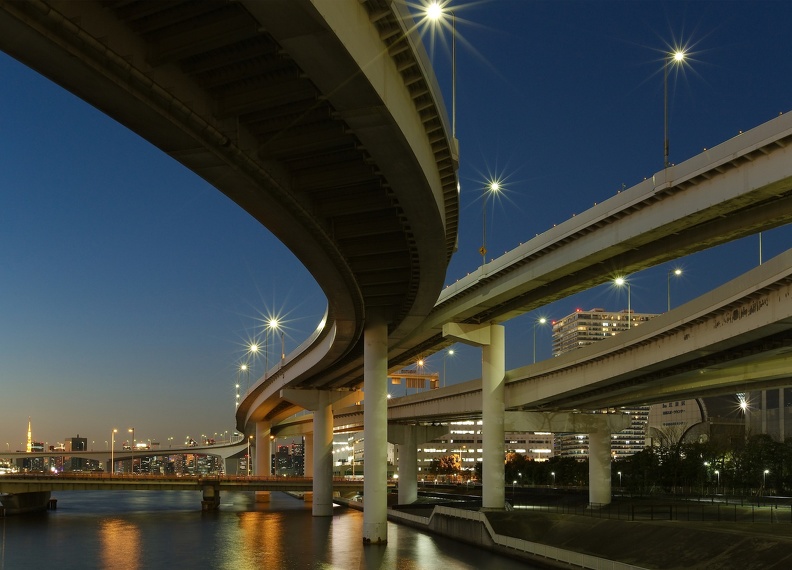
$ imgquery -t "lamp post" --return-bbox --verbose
[763,469,769,489]
[442,348,455,387]
[614,276,631,328]
[480,180,501,265]
[667,268,682,311]
[247,435,253,476]
[551,471,556,487]
[714,469,720,494]
[618,471,622,488]
[128,427,135,474]
[246,343,258,391]
[426,1,456,139]
[664,49,686,168]
[533,317,547,363]
[265,318,281,379]
[110,429,117,475]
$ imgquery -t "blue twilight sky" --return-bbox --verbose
[2,1,792,449]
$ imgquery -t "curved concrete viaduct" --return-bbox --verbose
[394,111,792,364]
[0,0,458,541]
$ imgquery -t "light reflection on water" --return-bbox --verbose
[0,491,535,569]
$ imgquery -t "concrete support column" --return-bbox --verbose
[388,424,448,506]
[779,388,785,441]
[588,429,612,506]
[313,391,334,516]
[443,322,506,510]
[254,422,272,503]
[762,390,768,435]
[363,315,388,544]
[481,324,505,509]
[304,433,313,476]
[397,429,418,505]
[281,388,362,517]
[255,422,272,476]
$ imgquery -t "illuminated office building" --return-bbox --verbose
[552,308,658,460]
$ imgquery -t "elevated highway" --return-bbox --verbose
[0,0,457,539]
[0,0,459,423]
[5,0,792,528]
[325,245,792,425]
[394,110,792,364]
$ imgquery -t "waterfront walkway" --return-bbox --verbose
[381,492,792,570]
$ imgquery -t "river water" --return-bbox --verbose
[0,491,537,569]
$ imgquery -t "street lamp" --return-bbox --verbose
[618,471,622,488]
[551,471,556,486]
[110,429,117,475]
[763,469,769,488]
[533,317,548,363]
[714,469,720,494]
[442,347,455,387]
[245,343,258,391]
[128,428,135,474]
[481,179,501,265]
[247,435,253,476]
[667,268,682,311]
[426,1,456,140]
[265,318,281,378]
[614,276,631,328]
[664,49,686,168]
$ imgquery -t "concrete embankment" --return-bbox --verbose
[0,491,52,515]
[384,504,792,570]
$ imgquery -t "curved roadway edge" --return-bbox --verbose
[0,1,459,435]
[393,110,792,364]
[235,1,459,431]
[328,245,792,427]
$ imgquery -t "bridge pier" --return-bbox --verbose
[201,483,221,511]
[505,411,630,507]
[255,422,272,503]
[389,424,449,505]
[445,322,506,509]
[0,491,51,515]
[281,388,361,517]
[363,315,388,543]
[588,429,612,506]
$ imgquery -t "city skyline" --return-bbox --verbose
[2,1,792,445]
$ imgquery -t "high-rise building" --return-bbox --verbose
[552,307,658,460]
[551,308,657,356]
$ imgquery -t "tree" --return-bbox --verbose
[428,454,461,481]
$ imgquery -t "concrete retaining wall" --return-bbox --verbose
[387,506,646,570]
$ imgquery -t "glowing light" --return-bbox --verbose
[249,343,259,354]
[426,1,443,20]
[673,50,685,62]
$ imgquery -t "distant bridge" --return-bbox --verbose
[0,472,367,512]
[0,473,363,495]
[1,440,249,464]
